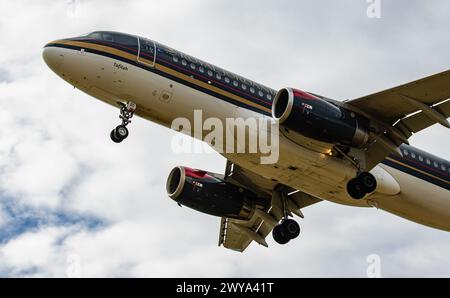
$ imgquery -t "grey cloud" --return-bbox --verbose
[0,68,12,83]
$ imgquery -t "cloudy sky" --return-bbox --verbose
[0,0,449,277]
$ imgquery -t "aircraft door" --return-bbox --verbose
[137,37,156,67]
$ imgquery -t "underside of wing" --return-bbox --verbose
[396,98,450,133]
[343,69,450,169]
[218,162,322,252]
[345,69,450,126]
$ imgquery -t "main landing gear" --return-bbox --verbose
[272,188,301,245]
[272,218,301,245]
[332,146,377,200]
[110,101,136,143]
[346,171,377,199]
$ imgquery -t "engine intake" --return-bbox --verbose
[272,88,369,148]
[166,166,256,220]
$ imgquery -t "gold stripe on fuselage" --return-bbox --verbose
[385,157,450,185]
[55,40,271,114]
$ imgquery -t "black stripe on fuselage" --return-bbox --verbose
[46,42,272,116]
[381,158,450,190]
[46,40,450,191]
[382,145,450,190]
[65,38,274,110]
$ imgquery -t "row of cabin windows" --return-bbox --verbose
[403,149,449,172]
[85,32,274,101]
[172,56,273,100]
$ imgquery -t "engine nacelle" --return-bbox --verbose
[272,88,369,148]
[166,166,256,220]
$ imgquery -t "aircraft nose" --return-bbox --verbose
[42,43,64,72]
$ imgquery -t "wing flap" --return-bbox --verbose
[344,70,450,170]
[346,69,450,122]
[219,215,267,252]
[396,99,450,133]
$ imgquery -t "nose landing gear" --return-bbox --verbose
[110,101,136,143]
[110,125,129,143]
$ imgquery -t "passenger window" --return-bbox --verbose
[411,153,416,159]
[233,81,239,87]
[216,73,222,80]
[441,165,446,171]
[224,77,230,83]
[207,70,213,76]
[433,162,439,168]
[403,150,409,156]
[426,159,431,165]
[242,84,247,90]
[190,63,196,70]
[267,94,272,100]
[250,87,255,94]
[258,90,264,97]
[199,66,205,73]
[182,60,187,66]
[173,56,179,63]
[419,156,424,162]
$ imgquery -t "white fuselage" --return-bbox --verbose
[42,41,450,232]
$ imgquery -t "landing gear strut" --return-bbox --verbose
[272,187,301,245]
[331,146,377,200]
[110,101,136,143]
[347,171,377,199]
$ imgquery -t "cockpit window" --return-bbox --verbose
[86,31,138,49]
[114,34,138,47]
[103,33,114,42]
[87,32,102,39]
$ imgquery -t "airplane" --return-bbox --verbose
[43,31,450,252]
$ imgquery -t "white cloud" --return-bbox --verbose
[0,0,449,277]
[2,204,449,277]
[0,226,70,276]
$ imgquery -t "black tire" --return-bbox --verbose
[110,130,122,143]
[114,125,129,140]
[282,219,301,239]
[272,224,290,245]
[347,178,366,199]
[358,172,377,193]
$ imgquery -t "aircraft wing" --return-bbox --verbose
[343,69,450,169]
[218,162,321,252]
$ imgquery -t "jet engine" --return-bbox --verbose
[272,88,369,148]
[166,166,257,220]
